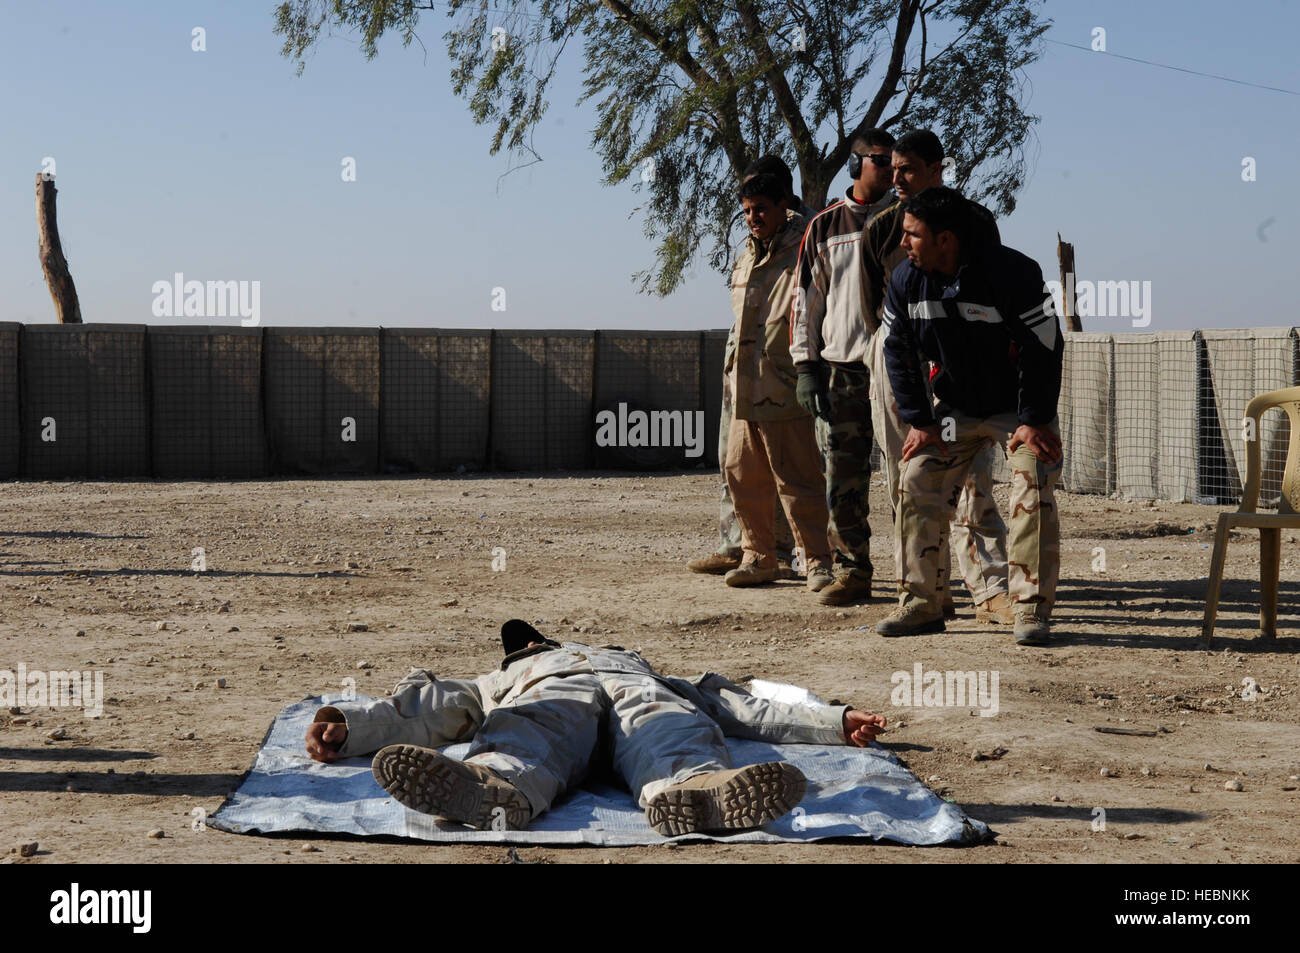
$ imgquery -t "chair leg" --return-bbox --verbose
[1202,517,1231,648]
[1259,527,1281,641]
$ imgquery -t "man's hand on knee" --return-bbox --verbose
[843,709,886,746]
[1008,424,1062,465]
[305,721,348,762]
[901,424,948,462]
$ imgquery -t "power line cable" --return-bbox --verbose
[1045,38,1300,96]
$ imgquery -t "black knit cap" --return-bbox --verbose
[500,619,560,656]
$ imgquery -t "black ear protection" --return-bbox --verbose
[848,151,863,179]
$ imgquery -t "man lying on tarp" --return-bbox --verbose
[305,620,886,837]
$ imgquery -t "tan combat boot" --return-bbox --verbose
[645,762,807,837]
[805,559,835,592]
[372,744,532,830]
[725,559,780,587]
[875,598,946,637]
[817,569,874,606]
[1013,604,1052,646]
[688,552,741,575]
[976,591,1015,625]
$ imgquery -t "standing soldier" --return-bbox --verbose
[862,130,1013,624]
[688,156,816,578]
[876,188,1063,645]
[721,173,832,589]
[789,129,897,606]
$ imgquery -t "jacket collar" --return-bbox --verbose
[747,208,806,264]
[843,186,894,218]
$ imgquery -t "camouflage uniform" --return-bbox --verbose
[716,324,796,560]
[725,208,829,570]
[864,202,1009,604]
[867,328,1009,603]
[790,188,898,582]
[813,364,874,577]
[316,642,847,817]
[895,407,1060,614]
[711,203,815,560]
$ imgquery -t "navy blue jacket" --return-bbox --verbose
[882,243,1062,427]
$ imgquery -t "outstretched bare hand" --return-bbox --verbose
[843,709,887,746]
[305,721,348,762]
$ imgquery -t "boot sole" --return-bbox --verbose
[1014,628,1051,646]
[976,611,1015,625]
[372,744,531,830]
[876,617,946,637]
[646,762,807,837]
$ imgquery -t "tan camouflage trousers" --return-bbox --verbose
[724,416,831,567]
[894,408,1061,615]
[716,378,795,558]
[868,329,1010,603]
[467,668,733,813]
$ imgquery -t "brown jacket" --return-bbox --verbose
[726,209,809,421]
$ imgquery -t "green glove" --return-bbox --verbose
[796,366,829,420]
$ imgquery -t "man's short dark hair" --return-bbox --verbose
[851,128,896,154]
[900,186,970,242]
[739,173,788,205]
[743,155,796,200]
[893,129,945,165]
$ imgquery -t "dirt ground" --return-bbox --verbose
[1,471,1297,865]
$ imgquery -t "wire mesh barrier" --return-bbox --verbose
[490,331,594,471]
[1058,332,1113,496]
[701,330,728,470]
[381,329,491,473]
[20,325,150,478]
[1112,331,1199,502]
[593,331,705,469]
[0,324,19,479]
[1199,329,1296,506]
[0,324,1294,497]
[148,326,267,478]
[263,328,380,475]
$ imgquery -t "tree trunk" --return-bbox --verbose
[1056,232,1080,332]
[36,173,82,324]
[802,181,829,214]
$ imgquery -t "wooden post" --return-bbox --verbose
[1056,232,1080,332]
[36,172,82,324]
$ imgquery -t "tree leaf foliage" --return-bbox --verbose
[275,0,1048,295]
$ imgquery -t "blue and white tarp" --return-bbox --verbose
[210,685,991,846]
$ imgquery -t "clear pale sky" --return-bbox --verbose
[2,0,1296,331]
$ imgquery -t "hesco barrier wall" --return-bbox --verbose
[2,325,1294,504]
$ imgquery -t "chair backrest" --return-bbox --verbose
[1241,386,1300,515]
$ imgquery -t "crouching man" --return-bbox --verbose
[876,187,1064,646]
[305,620,886,837]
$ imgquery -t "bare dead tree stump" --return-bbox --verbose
[1057,232,1080,332]
[36,172,82,324]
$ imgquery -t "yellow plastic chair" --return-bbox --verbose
[1201,386,1300,646]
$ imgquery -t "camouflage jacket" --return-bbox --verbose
[726,209,809,421]
[315,642,848,756]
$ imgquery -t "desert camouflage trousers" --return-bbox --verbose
[894,408,1061,615]
[867,328,1010,603]
[813,364,873,577]
[716,382,795,559]
[467,666,733,814]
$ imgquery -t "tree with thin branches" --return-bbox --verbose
[275,0,1048,295]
